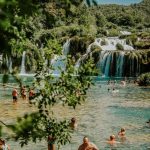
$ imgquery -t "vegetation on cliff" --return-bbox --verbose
[137,72,150,86]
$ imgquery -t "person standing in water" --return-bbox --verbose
[78,136,99,150]
[12,88,19,103]
[21,86,27,100]
[28,88,35,103]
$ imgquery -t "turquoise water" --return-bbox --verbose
[96,0,142,5]
[0,76,150,149]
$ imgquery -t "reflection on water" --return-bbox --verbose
[0,77,150,150]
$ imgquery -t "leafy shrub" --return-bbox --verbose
[91,44,102,52]
[137,72,150,86]
[97,28,108,36]
[134,41,150,49]
[116,43,124,50]
[108,29,119,37]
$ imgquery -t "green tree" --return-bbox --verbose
[0,1,98,150]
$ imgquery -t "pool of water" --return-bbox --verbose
[0,76,150,150]
[96,0,142,5]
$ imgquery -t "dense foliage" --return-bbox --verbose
[137,72,150,86]
[0,0,150,74]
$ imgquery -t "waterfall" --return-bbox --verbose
[104,53,112,77]
[50,55,66,75]
[50,40,70,75]
[97,50,143,77]
[20,51,26,74]
[62,39,70,55]
[9,57,12,73]
[119,52,124,76]
[75,57,81,69]
[75,53,88,69]
[115,52,125,77]
[99,52,108,74]
[49,36,142,77]
[95,37,135,51]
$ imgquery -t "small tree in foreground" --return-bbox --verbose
[0,54,96,150]
[0,1,98,149]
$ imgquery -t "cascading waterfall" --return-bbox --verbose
[62,39,70,55]
[71,36,144,77]
[20,51,26,74]
[104,53,112,77]
[95,37,134,51]
[91,37,138,77]
[116,52,125,77]
[50,55,66,75]
[0,35,148,76]
[9,57,12,73]
[50,40,70,75]
[99,51,145,77]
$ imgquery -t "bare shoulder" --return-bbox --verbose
[78,144,83,150]
[90,142,99,150]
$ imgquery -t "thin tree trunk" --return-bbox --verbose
[48,143,55,150]
[48,136,55,150]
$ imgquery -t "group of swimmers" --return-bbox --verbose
[77,128,126,150]
[72,118,126,150]
[47,117,126,150]
[12,86,35,103]
[1,116,149,150]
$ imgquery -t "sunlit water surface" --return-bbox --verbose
[0,76,150,150]
[96,0,142,5]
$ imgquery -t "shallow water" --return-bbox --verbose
[96,0,142,5]
[0,76,150,150]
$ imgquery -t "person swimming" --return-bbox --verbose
[118,128,126,143]
[118,128,125,137]
[107,135,117,145]
[69,117,78,130]
[78,136,99,150]
[120,80,126,86]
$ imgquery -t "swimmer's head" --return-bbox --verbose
[121,128,125,132]
[83,136,89,144]
[110,135,115,140]
[71,117,76,123]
